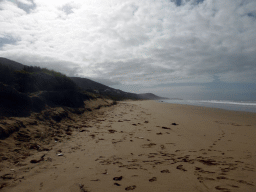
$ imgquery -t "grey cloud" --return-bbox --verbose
[170,0,205,6]
[171,0,182,6]
[144,1,256,83]
[92,58,178,87]
[61,3,74,15]
[247,12,256,18]
[17,0,36,13]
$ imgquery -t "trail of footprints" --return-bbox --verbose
[209,130,226,149]
[94,150,254,191]
[7,103,252,191]
[85,104,255,191]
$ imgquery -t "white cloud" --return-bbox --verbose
[0,0,255,89]
[0,1,26,18]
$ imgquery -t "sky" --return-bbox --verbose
[0,0,256,100]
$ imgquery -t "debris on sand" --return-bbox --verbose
[30,154,45,163]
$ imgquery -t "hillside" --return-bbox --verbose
[137,93,169,100]
[0,57,168,117]
[70,77,169,101]
[0,60,93,117]
[0,57,24,71]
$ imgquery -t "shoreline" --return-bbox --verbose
[1,100,255,191]
[157,99,256,113]
[156,100,256,115]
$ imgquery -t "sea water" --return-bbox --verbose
[158,100,256,113]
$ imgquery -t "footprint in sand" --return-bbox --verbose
[142,143,156,148]
[39,182,43,190]
[197,158,218,166]
[176,165,187,171]
[215,186,231,192]
[79,184,89,192]
[195,167,215,174]
[149,177,157,182]
[1,174,15,180]
[125,185,136,191]
[236,180,254,186]
[161,169,170,173]
[90,179,100,181]
[217,176,228,180]
[0,183,7,190]
[197,177,215,183]
[89,134,95,139]
[113,176,123,181]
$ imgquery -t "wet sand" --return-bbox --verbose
[1,100,256,192]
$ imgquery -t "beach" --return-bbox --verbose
[1,100,256,192]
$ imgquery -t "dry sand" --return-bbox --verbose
[0,100,256,192]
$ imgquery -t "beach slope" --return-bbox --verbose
[1,100,256,192]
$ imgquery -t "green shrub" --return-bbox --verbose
[14,70,38,93]
[1,64,77,93]
[0,64,15,85]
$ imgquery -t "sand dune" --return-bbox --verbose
[0,100,256,192]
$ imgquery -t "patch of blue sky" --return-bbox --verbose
[0,36,18,49]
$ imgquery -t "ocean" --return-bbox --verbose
[158,100,256,113]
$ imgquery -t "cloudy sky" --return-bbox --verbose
[0,0,256,100]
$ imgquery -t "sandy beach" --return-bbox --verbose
[1,100,256,192]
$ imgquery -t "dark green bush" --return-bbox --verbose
[14,70,38,92]
[0,64,77,93]
[0,64,15,85]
